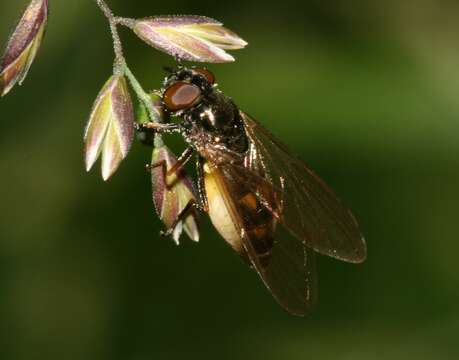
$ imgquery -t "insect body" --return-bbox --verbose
[141,66,366,315]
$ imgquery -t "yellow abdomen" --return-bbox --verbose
[203,163,244,254]
[203,162,276,267]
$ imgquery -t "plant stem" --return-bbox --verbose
[124,65,162,123]
[115,17,135,28]
[95,0,125,74]
[94,0,162,124]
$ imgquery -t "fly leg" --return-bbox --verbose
[159,156,210,240]
[159,199,201,240]
[135,122,180,134]
[147,146,194,188]
[165,147,194,178]
[148,147,201,241]
[135,122,180,146]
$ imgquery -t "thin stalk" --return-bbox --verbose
[115,17,135,28]
[94,0,162,125]
[95,0,125,74]
[124,65,162,124]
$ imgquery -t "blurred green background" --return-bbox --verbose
[1,0,459,359]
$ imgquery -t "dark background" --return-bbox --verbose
[1,0,459,359]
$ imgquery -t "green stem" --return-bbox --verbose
[124,65,162,124]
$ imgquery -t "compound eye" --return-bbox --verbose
[192,68,215,84]
[163,82,202,111]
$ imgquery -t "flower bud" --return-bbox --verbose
[151,145,199,244]
[84,75,135,181]
[0,0,48,96]
[133,16,247,63]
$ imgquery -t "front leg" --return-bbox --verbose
[135,122,180,134]
[136,122,181,146]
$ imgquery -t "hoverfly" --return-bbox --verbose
[139,66,366,316]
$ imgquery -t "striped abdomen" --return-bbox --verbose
[203,162,276,267]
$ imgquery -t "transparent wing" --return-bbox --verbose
[202,112,365,314]
[239,111,366,263]
[210,166,317,315]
